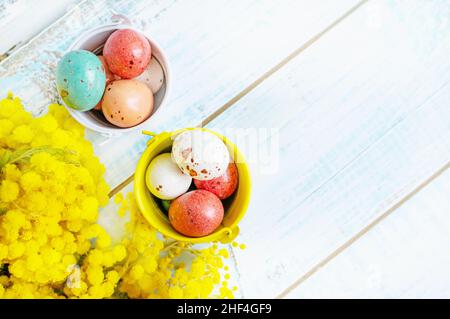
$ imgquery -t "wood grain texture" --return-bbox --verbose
[0,0,80,55]
[204,0,450,297]
[0,0,362,296]
[287,168,450,298]
[3,0,450,299]
[0,0,360,190]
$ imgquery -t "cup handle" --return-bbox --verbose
[110,11,132,26]
[142,130,160,146]
[219,226,240,244]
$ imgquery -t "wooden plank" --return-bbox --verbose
[0,0,363,297]
[203,0,450,297]
[286,168,450,298]
[0,0,366,297]
[0,0,80,56]
[0,0,361,189]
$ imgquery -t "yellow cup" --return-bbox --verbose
[134,128,251,243]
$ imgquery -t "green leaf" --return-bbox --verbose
[0,149,12,168]
[0,263,10,277]
[0,146,79,170]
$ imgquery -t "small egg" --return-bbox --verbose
[93,100,102,111]
[103,29,151,79]
[98,55,114,84]
[194,162,238,199]
[145,153,192,200]
[169,190,224,237]
[102,79,154,128]
[134,56,164,93]
[172,130,230,180]
[56,50,106,111]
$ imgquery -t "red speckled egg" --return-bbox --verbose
[102,79,153,128]
[169,190,224,237]
[93,99,103,111]
[194,163,238,199]
[103,29,151,79]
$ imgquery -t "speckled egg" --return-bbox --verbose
[102,79,154,128]
[194,162,239,199]
[145,153,192,200]
[103,29,151,79]
[169,190,224,237]
[56,50,106,111]
[172,130,230,180]
[134,56,164,93]
[98,55,114,84]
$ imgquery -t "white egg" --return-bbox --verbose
[172,130,230,181]
[134,56,164,93]
[145,153,192,200]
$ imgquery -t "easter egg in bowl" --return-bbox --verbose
[134,56,165,94]
[56,50,106,111]
[103,29,151,79]
[58,24,171,135]
[134,128,252,244]
[101,80,154,128]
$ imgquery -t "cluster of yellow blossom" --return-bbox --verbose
[0,94,236,299]
[111,193,238,299]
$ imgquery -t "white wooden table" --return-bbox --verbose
[1,0,450,298]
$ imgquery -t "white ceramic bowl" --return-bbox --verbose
[62,24,171,135]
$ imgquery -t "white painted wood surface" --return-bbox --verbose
[2,0,450,298]
[206,0,450,297]
[0,0,80,55]
[287,168,450,299]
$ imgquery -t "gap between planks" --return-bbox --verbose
[108,0,369,199]
[277,158,450,298]
[0,0,90,65]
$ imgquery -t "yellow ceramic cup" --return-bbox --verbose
[134,128,251,243]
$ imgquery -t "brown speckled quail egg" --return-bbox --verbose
[171,130,230,180]
[134,56,164,93]
[145,153,192,200]
[102,79,153,128]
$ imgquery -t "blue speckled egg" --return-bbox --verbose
[56,50,106,111]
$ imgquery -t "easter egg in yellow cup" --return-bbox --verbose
[134,128,251,244]
[145,153,192,200]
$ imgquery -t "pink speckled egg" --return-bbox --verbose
[168,190,224,237]
[194,162,238,199]
[103,29,151,79]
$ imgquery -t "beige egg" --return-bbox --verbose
[134,56,164,93]
[102,79,154,128]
